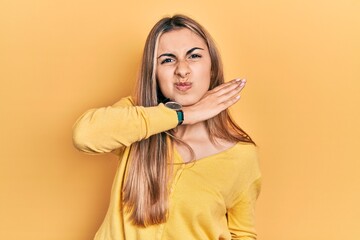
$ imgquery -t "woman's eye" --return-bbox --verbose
[160,58,173,64]
[189,54,201,59]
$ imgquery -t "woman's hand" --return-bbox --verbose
[182,78,246,125]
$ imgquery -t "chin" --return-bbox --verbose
[176,96,202,107]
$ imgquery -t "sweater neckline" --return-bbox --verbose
[173,141,244,165]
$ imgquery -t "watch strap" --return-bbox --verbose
[176,109,184,125]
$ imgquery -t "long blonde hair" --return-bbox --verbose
[123,14,254,227]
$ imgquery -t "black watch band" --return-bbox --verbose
[175,109,184,125]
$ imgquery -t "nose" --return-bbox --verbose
[175,60,190,79]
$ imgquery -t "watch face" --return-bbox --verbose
[165,101,182,110]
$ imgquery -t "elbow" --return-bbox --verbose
[72,120,121,154]
[72,122,94,153]
[72,120,106,154]
[72,107,129,154]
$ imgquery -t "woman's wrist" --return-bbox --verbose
[181,106,198,125]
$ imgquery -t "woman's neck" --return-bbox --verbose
[174,121,209,142]
[173,121,237,163]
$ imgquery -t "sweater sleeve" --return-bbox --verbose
[72,96,178,154]
[227,177,262,240]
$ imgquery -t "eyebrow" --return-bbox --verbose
[157,47,205,59]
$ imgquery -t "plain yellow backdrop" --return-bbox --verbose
[1,0,359,239]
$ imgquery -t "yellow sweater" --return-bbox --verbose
[73,97,261,240]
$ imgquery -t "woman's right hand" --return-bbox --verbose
[182,78,246,125]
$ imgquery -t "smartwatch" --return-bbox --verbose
[165,101,184,125]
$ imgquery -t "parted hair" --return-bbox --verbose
[123,14,254,227]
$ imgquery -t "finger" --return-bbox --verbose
[218,79,247,103]
[217,79,246,96]
[201,78,246,104]
[215,79,246,100]
[222,94,241,108]
[210,78,244,93]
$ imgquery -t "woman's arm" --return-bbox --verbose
[72,79,246,154]
[227,177,262,240]
[72,97,178,154]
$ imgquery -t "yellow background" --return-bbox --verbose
[1,0,359,239]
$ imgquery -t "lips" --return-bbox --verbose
[175,82,192,91]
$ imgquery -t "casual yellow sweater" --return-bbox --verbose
[73,97,261,240]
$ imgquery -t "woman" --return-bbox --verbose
[73,14,261,240]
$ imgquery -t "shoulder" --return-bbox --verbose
[228,142,261,178]
[112,96,135,107]
[231,141,258,163]
[237,142,258,164]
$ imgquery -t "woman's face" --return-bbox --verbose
[156,28,211,106]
